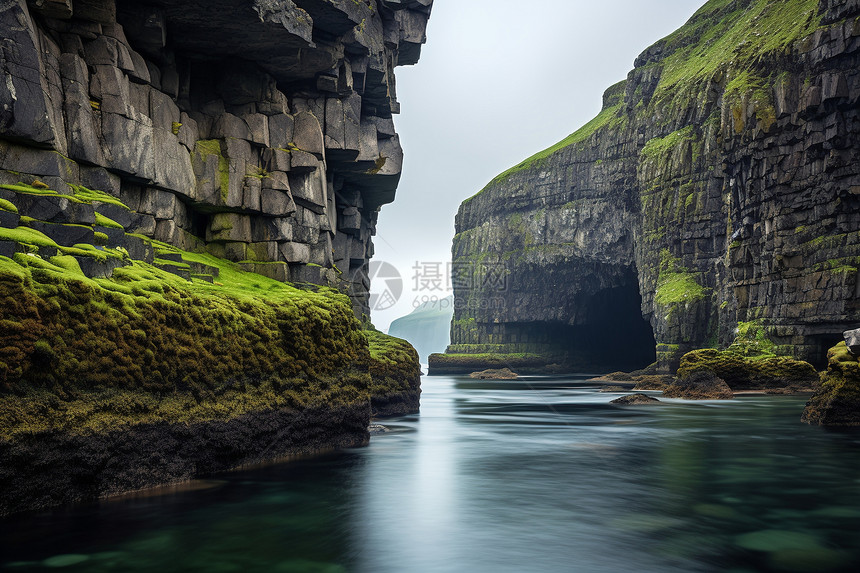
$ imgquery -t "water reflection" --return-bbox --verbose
[1,375,859,572]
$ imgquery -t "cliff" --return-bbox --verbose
[388,295,454,362]
[437,0,859,380]
[1,0,432,318]
[0,0,431,515]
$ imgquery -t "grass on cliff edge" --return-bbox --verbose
[462,0,822,206]
[650,0,822,102]
[463,103,624,205]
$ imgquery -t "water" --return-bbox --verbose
[2,375,860,572]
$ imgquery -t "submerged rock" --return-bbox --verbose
[610,393,661,405]
[470,368,519,380]
[663,371,734,400]
[368,424,389,435]
[803,342,860,426]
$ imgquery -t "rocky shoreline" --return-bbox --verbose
[0,403,369,517]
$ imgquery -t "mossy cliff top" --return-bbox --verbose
[365,329,422,417]
[0,245,369,437]
[462,0,823,210]
[1,242,422,443]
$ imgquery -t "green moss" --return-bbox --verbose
[802,342,860,426]
[0,199,18,214]
[641,126,698,160]
[651,0,821,103]
[0,226,60,249]
[428,352,552,373]
[69,185,129,209]
[0,183,83,203]
[678,348,819,390]
[654,250,707,306]
[196,140,230,201]
[0,232,377,438]
[365,329,419,389]
[1,183,60,197]
[94,212,124,230]
[727,319,778,358]
[153,258,191,270]
[246,166,271,180]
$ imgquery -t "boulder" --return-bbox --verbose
[844,328,860,357]
[469,368,519,380]
[599,386,629,392]
[663,371,734,400]
[677,349,818,391]
[803,342,860,426]
[632,375,674,391]
[611,393,662,405]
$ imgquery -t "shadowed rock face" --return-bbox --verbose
[0,403,370,517]
[447,0,860,373]
[1,0,432,318]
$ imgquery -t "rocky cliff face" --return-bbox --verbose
[1,0,432,318]
[0,0,431,514]
[444,0,859,373]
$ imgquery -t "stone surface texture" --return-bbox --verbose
[1,0,433,319]
[446,0,860,372]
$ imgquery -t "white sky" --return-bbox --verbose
[372,0,704,331]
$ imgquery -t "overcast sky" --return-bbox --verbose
[372,0,704,331]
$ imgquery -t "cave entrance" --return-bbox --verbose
[809,333,847,370]
[575,280,657,371]
[508,274,656,372]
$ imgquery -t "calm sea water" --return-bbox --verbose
[2,375,860,572]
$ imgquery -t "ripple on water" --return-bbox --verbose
[42,554,90,568]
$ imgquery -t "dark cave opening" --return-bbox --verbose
[575,281,657,371]
[809,333,848,370]
[508,275,657,372]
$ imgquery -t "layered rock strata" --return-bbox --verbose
[440,0,859,375]
[0,0,431,514]
[1,0,432,318]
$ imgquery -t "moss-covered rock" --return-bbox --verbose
[802,342,860,426]
[470,368,519,380]
[632,375,675,391]
[365,330,421,417]
[611,393,662,405]
[677,348,819,391]
[663,370,734,400]
[427,352,557,375]
[0,238,402,514]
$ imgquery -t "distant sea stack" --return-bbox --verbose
[388,295,454,362]
[433,0,859,387]
[0,0,432,515]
